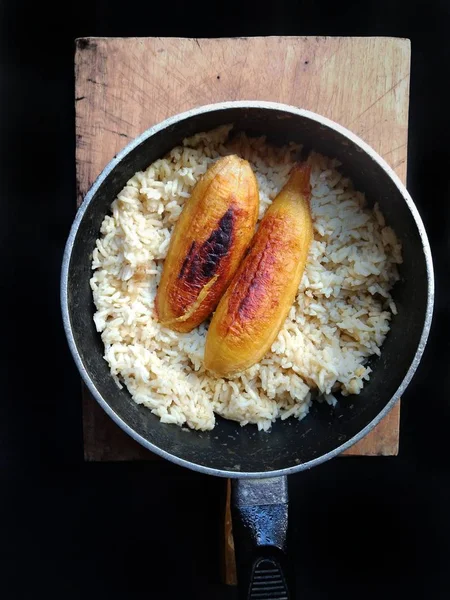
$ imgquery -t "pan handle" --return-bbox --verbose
[231,476,291,599]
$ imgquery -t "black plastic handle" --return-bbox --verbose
[231,477,292,599]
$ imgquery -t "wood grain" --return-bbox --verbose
[222,480,238,586]
[76,36,409,461]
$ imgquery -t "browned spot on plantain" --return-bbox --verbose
[179,207,234,283]
[178,241,196,280]
[220,214,296,335]
[165,207,236,325]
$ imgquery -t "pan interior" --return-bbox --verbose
[65,106,430,474]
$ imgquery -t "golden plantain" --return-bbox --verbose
[204,162,313,377]
[155,155,259,332]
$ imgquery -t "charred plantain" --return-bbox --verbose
[204,163,313,377]
[155,155,259,332]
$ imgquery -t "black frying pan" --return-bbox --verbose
[61,101,434,599]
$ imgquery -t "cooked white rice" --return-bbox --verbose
[90,125,402,431]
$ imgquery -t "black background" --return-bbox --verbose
[1,0,449,598]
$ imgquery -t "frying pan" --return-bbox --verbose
[61,101,434,599]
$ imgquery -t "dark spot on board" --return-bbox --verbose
[77,38,95,51]
[179,208,234,284]
[304,60,309,65]
[75,96,86,102]
[217,75,220,80]
[76,134,86,149]
[87,77,107,87]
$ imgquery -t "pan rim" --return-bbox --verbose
[61,100,434,478]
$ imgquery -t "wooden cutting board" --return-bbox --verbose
[76,36,409,462]
[75,36,410,586]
